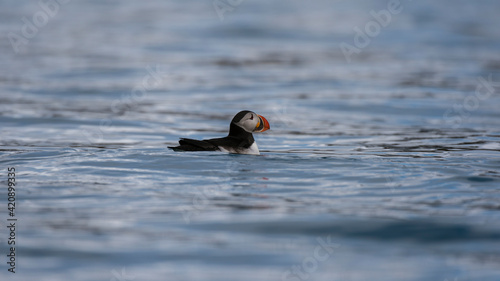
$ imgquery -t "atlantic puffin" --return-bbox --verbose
[169,110,270,155]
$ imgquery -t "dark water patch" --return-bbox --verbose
[467,176,495,182]
[483,60,500,71]
[212,55,303,68]
[214,203,274,211]
[192,218,500,243]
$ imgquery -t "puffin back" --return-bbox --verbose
[168,138,220,151]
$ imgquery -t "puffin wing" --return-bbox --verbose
[168,138,220,152]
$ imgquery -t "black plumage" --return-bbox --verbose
[169,110,268,154]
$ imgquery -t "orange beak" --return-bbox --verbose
[255,114,270,132]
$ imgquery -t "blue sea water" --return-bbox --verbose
[1,0,500,280]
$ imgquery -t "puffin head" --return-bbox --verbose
[231,110,270,133]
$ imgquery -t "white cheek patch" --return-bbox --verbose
[238,119,257,133]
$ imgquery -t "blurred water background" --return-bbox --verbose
[1,0,500,280]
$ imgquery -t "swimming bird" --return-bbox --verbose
[169,110,270,155]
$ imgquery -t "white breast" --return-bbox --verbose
[245,142,260,155]
[219,142,260,155]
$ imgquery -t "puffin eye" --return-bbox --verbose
[249,115,254,120]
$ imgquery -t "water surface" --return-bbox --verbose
[1,0,500,280]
